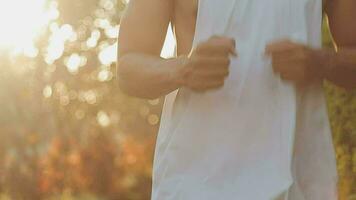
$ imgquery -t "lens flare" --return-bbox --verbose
[0,0,58,50]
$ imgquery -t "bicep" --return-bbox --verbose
[325,0,356,46]
[118,0,173,56]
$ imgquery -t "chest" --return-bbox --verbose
[174,0,325,18]
[172,0,323,54]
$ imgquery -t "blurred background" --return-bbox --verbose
[0,0,354,199]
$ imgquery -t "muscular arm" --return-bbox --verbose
[117,0,181,99]
[266,0,356,89]
[117,0,234,99]
[322,0,356,89]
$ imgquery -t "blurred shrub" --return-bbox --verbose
[0,0,160,199]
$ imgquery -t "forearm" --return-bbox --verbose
[117,53,185,99]
[322,0,356,89]
[314,47,356,89]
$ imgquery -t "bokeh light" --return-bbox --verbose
[0,0,354,200]
[0,0,161,199]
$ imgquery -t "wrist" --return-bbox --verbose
[170,55,189,88]
[310,48,336,79]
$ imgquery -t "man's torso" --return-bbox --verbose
[171,0,327,56]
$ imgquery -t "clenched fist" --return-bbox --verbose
[176,36,237,92]
[266,40,322,85]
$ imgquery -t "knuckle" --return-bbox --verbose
[220,57,230,66]
[195,45,204,52]
[280,74,289,81]
[224,64,230,72]
[217,80,225,87]
[224,39,234,48]
[197,41,209,50]
[210,35,220,40]
[230,38,236,47]
[226,58,231,66]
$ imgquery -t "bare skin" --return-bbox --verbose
[266,0,356,89]
[118,0,236,99]
[118,0,356,100]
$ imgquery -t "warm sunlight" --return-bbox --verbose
[0,0,58,52]
[0,0,354,199]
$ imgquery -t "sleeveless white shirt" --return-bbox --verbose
[152,0,338,199]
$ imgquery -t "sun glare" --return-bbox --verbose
[0,0,59,52]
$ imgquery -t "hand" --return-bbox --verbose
[266,40,321,85]
[176,36,237,92]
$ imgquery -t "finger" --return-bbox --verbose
[272,64,293,81]
[204,79,225,90]
[280,73,294,81]
[193,80,225,91]
[189,78,211,92]
[194,63,230,77]
[196,41,234,56]
[271,59,291,75]
[279,69,304,82]
[210,36,237,56]
[271,60,279,74]
[270,47,308,64]
[210,35,236,48]
[197,37,237,56]
[192,56,231,68]
[195,68,229,79]
[273,61,303,82]
[189,77,225,92]
[271,50,297,63]
[265,40,298,55]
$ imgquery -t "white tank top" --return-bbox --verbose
[152,0,338,199]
